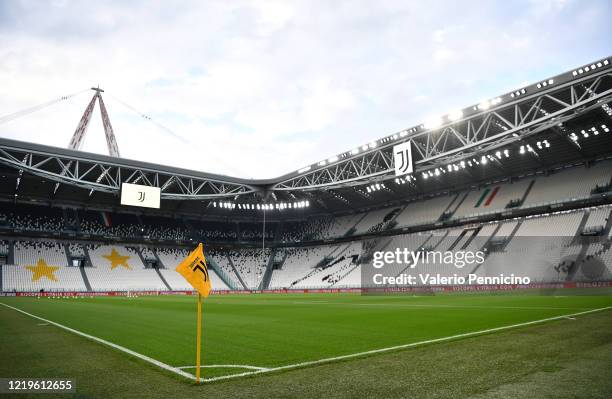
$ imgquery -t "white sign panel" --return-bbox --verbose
[120,183,161,209]
[393,141,413,176]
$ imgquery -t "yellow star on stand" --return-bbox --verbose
[26,259,60,282]
[103,248,131,270]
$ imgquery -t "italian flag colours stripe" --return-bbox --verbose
[100,211,112,227]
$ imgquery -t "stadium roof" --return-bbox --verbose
[1,56,611,219]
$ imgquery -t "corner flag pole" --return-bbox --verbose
[196,293,203,383]
[175,243,211,384]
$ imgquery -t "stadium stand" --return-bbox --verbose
[207,248,243,288]
[0,155,611,293]
[229,247,272,289]
[2,264,87,292]
[394,195,455,227]
[155,247,189,269]
[478,210,585,282]
[291,242,361,288]
[1,57,612,296]
[14,241,68,267]
[453,179,533,218]
[79,210,142,237]
[269,245,336,288]
[67,243,85,257]
[140,215,188,241]
[189,219,238,241]
[0,204,67,232]
[83,244,166,291]
[522,163,610,207]
[2,205,612,292]
[0,161,608,246]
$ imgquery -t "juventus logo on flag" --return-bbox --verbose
[189,258,210,283]
[176,243,212,298]
[393,141,413,176]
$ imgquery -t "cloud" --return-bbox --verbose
[0,0,610,178]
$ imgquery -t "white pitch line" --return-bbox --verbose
[177,364,269,371]
[200,305,612,383]
[0,302,196,382]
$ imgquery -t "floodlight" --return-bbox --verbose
[478,101,490,110]
[448,110,463,121]
[424,117,443,129]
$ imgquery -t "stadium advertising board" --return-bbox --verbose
[120,183,161,209]
[393,141,413,176]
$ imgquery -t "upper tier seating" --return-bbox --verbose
[0,160,609,245]
[79,210,141,237]
[353,208,400,234]
[394,195,454,227]
[453,179,533,218]
[522,163,610,207]
[0,203,67,232]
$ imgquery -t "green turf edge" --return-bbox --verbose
[1,304,611,398]
[3,300,611,385]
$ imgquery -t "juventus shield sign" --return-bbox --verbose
[393,141,413,176]
[120,183,161,209]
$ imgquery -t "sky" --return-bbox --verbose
[0,0,610,179]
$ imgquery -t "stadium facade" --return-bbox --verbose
[1,56,612,295]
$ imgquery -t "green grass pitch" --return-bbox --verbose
[1,292,612,397]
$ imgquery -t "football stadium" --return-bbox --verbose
[1,3,612,399]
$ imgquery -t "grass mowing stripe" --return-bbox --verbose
[200,305,612,383]
[0,302,197,382]
[290,301,591,310]
[3,297,611,384]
